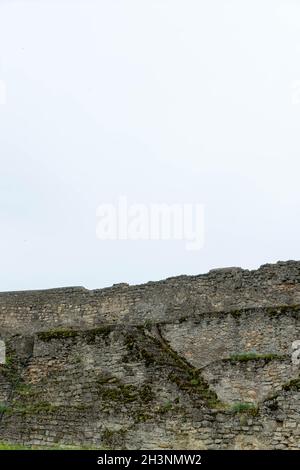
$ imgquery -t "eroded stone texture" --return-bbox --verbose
[0,260,300,449]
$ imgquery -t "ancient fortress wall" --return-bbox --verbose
[0,261,300,449]
[1,260,300,333]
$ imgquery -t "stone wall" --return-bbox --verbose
[0,260,300,449]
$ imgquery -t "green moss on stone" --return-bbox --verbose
[37,329,78,341]
[168,368,221,408]
[226,352,286,362]
[0,352,19,382]
[230,402,258,416]
[98,382,154,404]
[0,403,9,414]
[124,327,222,409]
[14,382,36,398]
[102,428,126,450]
[282,377,300,391]
[266,305,300,316]
[11,401,58,415]
[38,326,114,343]
[158,400,173,414]
[84,326,113,343]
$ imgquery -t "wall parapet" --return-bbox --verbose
[0,261,300,334]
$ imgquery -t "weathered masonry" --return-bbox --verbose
[0,260,300,449]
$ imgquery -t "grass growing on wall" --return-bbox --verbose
[0,441,104,450]
[0,403,8,414]
[37,329,78,341]
[282,376,300,391]
[37,326,114,343]
[0,442,32,450]
[230,402,258,415]
[226,352,286,362]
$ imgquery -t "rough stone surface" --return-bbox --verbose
[0,260,300,449]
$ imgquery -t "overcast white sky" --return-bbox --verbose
[0,0,300,291]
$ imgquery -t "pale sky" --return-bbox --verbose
[0,0,300,291]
